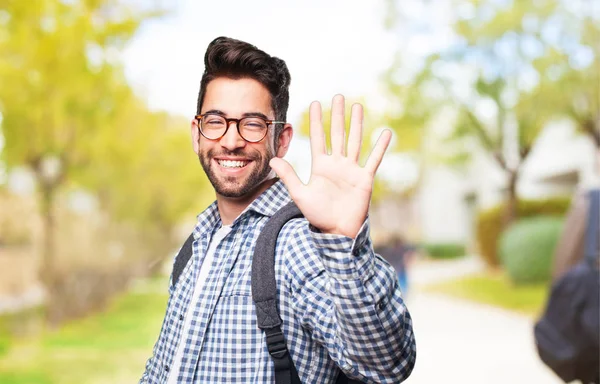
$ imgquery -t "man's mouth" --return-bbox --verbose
[216,159,251,169]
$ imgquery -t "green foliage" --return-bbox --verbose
[499,216,564,285]
[421,242,466,259]
[476,197,571,267]
[0,1,210,329]
[0,321,11,358]
[0,305,44,358]
[0,0,209,263]
[383,0,600,228]
[424,271,549,317]
[0,0,161,172]
[79,100,213,228]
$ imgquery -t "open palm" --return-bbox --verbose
[270,94,392,239]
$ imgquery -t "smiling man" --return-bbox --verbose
[139,36,416,384]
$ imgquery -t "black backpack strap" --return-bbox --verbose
[172,233,195,287]
[584,189,600,267]
[252,201,303,384]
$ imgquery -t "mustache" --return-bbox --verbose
[206,148,260,160]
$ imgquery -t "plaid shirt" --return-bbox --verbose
[140,180,416,383]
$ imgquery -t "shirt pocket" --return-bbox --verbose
[221,264,252,297]
[221,237,254,297]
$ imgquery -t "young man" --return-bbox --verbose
[140,36,416,383]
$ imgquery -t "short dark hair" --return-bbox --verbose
[196,36,291,138]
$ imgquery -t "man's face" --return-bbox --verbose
[191,77,292,199]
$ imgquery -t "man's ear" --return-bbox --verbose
[276,123,293,158]
[191,119,201,154]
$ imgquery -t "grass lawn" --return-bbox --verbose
[423,270,551,318]
[0,277,169,384]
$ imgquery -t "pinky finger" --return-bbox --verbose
[364,129,392,175]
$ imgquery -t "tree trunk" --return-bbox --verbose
[503,169,519,229]
[582,118,600,149]
[31,162,63,326]
[38,182,56,288]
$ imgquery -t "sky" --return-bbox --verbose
[122,0,397,125]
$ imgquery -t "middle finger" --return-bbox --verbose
[330,94,346,156]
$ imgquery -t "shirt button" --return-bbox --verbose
[179,314,184,321]
[164,364,170,372]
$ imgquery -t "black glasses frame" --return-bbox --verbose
[195,114,286,143]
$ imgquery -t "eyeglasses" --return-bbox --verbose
[195,113,285,143]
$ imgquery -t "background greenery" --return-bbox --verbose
[0,0,597,381]
[0,277,168,384]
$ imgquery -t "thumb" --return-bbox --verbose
[270,157,304,195]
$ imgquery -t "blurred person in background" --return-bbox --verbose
[552,151,600,280]
[139,36,416,384]
[375,235,418,297]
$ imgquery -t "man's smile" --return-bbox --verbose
[216,159,251,168]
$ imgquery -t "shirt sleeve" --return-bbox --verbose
[283,218,417,383]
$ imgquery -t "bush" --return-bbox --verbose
[422,243,466,259]
[0,317,10,357]
[44,267,132,325]
[498,216,563,285]
[475,197,571,267]
[0,305,45,357]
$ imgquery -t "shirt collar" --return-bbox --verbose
[242,179,291,218]
[193,178,292,239]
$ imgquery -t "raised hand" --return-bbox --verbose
[269,94,392,239]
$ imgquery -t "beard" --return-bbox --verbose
[199,148,274,198]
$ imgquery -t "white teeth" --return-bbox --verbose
[218,160,248,168]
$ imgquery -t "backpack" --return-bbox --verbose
[172,201,362,384]
[534,189,600,384]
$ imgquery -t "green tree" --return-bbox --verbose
[384,0,599,225]
[83,97,214,272]
[0,0,163,287]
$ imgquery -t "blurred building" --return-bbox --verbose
[370,121,598,251]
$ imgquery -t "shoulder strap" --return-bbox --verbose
[172,233,195,287]
[251,202,361,384]
[584,189,600,267]
[252,201,303,384]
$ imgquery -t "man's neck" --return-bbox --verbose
[216,178,278,225]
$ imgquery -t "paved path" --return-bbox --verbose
[403,256,562,384]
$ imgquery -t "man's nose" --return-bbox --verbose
[219,121,246,150]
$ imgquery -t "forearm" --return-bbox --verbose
[288,220,416,382]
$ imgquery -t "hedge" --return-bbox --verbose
[499,216,564,285]
[475,197,571,267]
[421,243,466,259]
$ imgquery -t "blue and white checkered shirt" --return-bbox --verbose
[140,180,416,383]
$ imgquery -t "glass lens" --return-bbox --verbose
[200,114,227,139]
[239,117,268,142]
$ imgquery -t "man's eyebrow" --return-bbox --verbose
[203,110,270,120]
[241,112,269,120]
[203,109,226,116]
